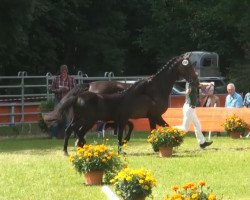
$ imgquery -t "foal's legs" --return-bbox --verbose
[117,122,127,154]
[123,121,134,142]
[63,119,85,155]
[77,121,96,147]
[63,121,74,155]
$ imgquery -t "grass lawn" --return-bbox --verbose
[0,131,249,200]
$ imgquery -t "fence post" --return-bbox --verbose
[77,71,88,84]
[19,71,27,131]
[46,72,52,100]
[10,103,15,126]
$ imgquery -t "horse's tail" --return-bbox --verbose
[43,84,89,126]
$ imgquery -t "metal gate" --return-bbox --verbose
[0,71,145,126]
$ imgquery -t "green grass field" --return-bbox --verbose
[0,131,249,200]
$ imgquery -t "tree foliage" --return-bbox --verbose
[0,0,249,78]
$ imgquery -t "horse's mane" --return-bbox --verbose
[116,78,148,95]
[118,55,181,94]
[152,55,180,79]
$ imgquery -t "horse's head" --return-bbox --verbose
[176,52,199,86]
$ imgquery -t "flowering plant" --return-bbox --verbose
[147,126,186,151]
[69,144,124,174]
[164,181,217,200]
[111,168,157,200]
[223,114,248,133]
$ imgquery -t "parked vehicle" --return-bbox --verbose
[189,51,221,77]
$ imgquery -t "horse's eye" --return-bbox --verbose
[182,59,189,66]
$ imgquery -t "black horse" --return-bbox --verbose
[45,53,198,154]
[44,80,134,144]
[79,81,134,141]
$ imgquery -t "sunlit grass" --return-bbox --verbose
[0,132,249,200]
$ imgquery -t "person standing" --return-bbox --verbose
[51,64,76,104]
[243,92,250,108]
[179,81,213,149]
[50,64,76,138]
[200,83,221,137]
[225,83,243,108]
[243,92,250,138]
[200,82,220,107]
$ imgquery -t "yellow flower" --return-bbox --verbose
[112,167,156,198]
[191,193,198,199]
[126,176,132,182]
[69,154,74,162]
[208,194,216,200]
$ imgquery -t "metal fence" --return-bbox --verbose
[0,71,145,126]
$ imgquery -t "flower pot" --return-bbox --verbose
[230,132,241,139]
[159,146,173,157]
[84,170,103,185]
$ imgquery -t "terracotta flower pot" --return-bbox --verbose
[230,132,241,139]
[84,170,104,185]
[159,146,173,157]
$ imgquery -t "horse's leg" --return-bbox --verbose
[148,118,157,130]
[74,127,86,147]
[63,121,74,155]
[117,122,126,155]
[156,116,169,127]
[124,121,134,142]
[77,121,96,147]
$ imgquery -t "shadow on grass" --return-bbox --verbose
[0,132,116,153]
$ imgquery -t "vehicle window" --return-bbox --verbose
[174,81,185,91]
[202,58,212,67]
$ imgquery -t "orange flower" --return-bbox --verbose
[171,185,179,191]
[199,180,206,187]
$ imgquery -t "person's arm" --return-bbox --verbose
[51,77,58,93]
[235,94,243,108]
[214,95,220,107]
[243,93,250,107]
[51,76,66,94]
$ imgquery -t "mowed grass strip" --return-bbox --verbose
[0,132,249,200]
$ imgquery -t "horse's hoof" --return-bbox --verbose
[118,148,127,155]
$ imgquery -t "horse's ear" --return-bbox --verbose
[183,52,191,59]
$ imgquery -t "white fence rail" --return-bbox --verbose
[0,71,145,126]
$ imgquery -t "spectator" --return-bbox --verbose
[50,64,76,138]
[225,83,243,108]
[200,82,221,137]
[243,92,250,138]
[177,81,213,149]
[200,82,220,107]
[243,92,250,108]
